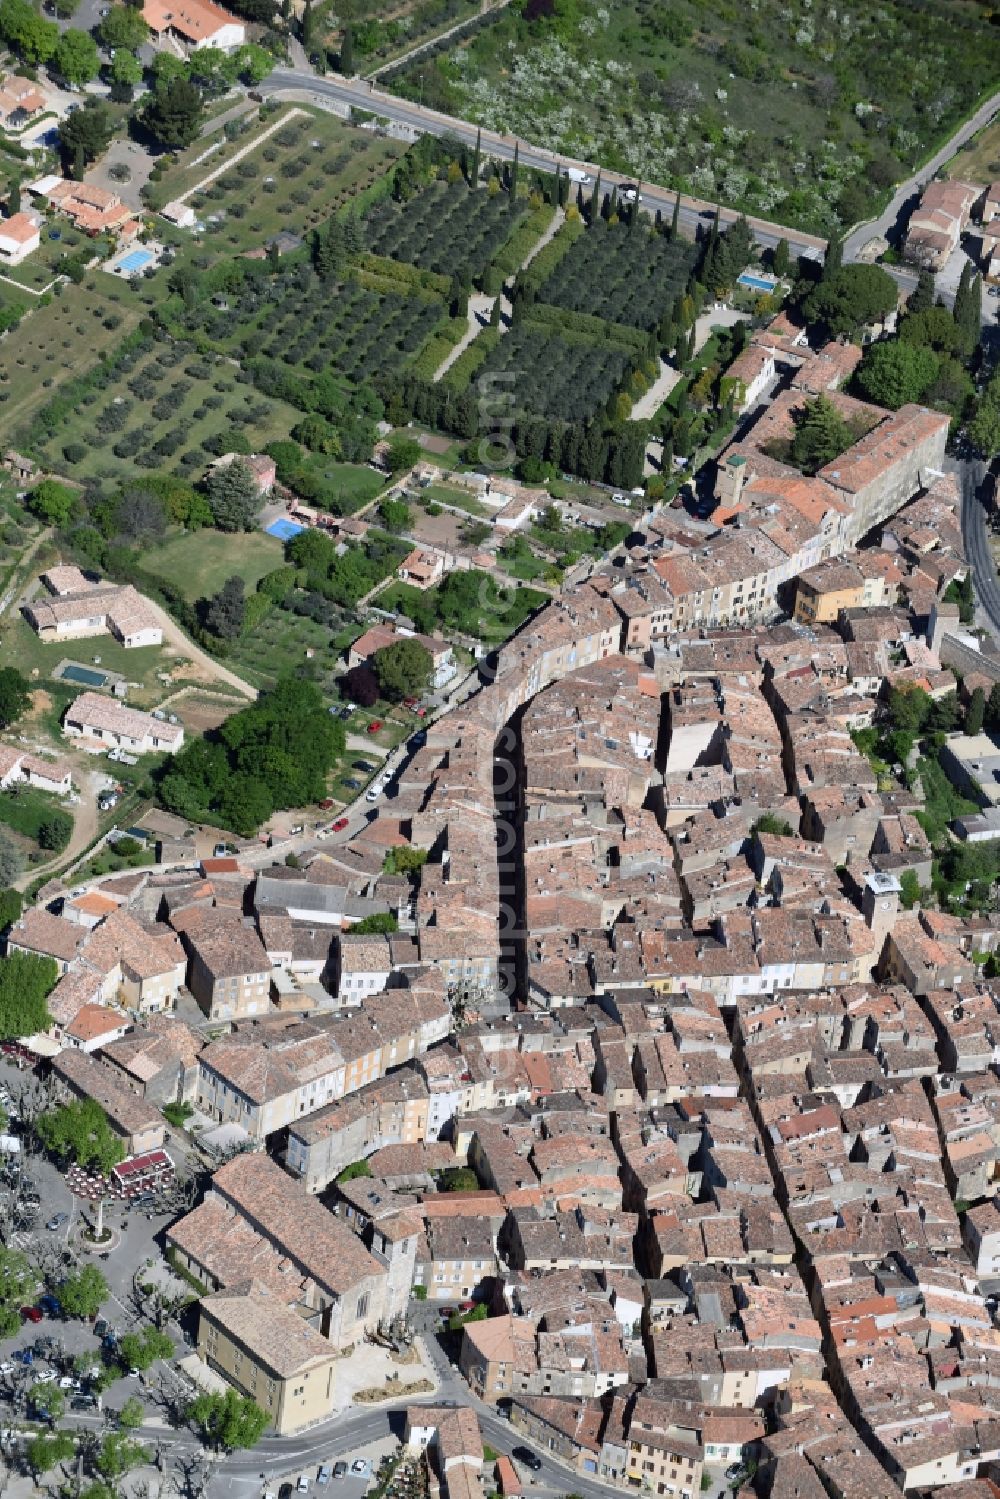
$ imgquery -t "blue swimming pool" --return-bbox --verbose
[738,272,777,293]
[266,518,305,541]
[60,664,109,687]
[118,249,155,274]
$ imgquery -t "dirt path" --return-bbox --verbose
[0,527,53,621]
[173,107,308,207]
[14,769,101,892]
[433,294,494,381]
[144,599,258,700]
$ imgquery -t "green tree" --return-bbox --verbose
[0,831,21,889]
[205,458,260,532]
[142,75,204,149]
[97,1433,148,1480]
[204,575,246,639]
[385,434,421,474]
[117,1326,173,1374]
[909,267,936,315]
[0,0,57,62]
[27,478,78,527]
[0,887,22,931]
[36,1097,124,1174]
[953,259,982,359]
[109,49,143,86]
[339,23,353,72]
[970,372,1000,459]
[59,1264,108,1321]
[26,1430,74,1477]
[772,237,790,278]
[789,395,854,475]
[29,1382,65,1424]
[186,1388,269,1452]
[0,1245,36,1337]
[751,813,794,838]
[374,639,433,701]
[117,1396,144,1430]
[378,497,411,532]
[57,101,114,172]
[37,811,72,852]
[670,192,680,238]
[967,686,987,737]
[383,846,428,875]
[887,684,931,733]
[802,264,898,338]
[7,178,19,215]
[349,912,398,935]
[54,28,100,85]
[0,665,30,729]
[855,340,938,409]
[99,3,148,48]
[437,1166,480,1192]
[0,951,56,1038]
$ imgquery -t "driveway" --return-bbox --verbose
[85,138,156,213]
[143,598,257,700]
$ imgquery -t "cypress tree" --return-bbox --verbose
[631,180,642,231]
[772,237,790,278]
[339,24,353,74]
[967,686,986,737]
[670,192,680,239]
[490,295,501,328]
[709,203,720,247]
[551,163,560,206]
[509,141,519,208]
[909,266,935,314]
[823,236,843,276]
[607,184,618,220]
[590,171,602,225]
[302,0,314,49]
[471,127,481,188]
[8,180,19,215]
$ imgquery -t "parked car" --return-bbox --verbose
[366,720,383,734]
[333,1463,348,1480]
[344,778,361,791]
[297,1477,310,1494]
[365,783,383,802]
[0,1361,13,1374]
[34,1369,57,1384]
[58,1376,80,1389]
[402,697,419,709]
[319,799,335,811]
[317,1466,332,1486]
[37,1294,61,1317]
[350,1460,370,1476]
[512,1447,542,1473]
[20,1307,42,1323]
[353,760,376,772]
[72,1393,98,1410]
[332,817,349,832]
[45,1213,68,1232]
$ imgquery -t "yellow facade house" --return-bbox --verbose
[197,1279,338,1436]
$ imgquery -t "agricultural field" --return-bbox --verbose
[146,109,403,249]
[366,180,528,285]
[533,219,699,332]
[387,0,1000,234]
[185,264,446,386]
[32,337,302,484]
[471,318,636,423]
[0,281,143,433]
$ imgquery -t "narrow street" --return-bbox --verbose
[955,455,1000,638]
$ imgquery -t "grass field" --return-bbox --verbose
[0,281,143,434]
[143,530,283,605]
[1,221,92,293]
[388,0,1000,235]
[34,340,303,484]
[946,118,1000,187]
[146,108,403,254]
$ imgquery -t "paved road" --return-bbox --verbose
[261,70,827,258]
[956,454,1000,635]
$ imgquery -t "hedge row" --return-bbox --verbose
[519,215,585,296]
[491,202,558,281]
[442,326,501,391]
[354,251,451,298]
[408,317,469,381]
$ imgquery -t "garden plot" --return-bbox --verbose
[366,180,528,285]
[534,219,700,332]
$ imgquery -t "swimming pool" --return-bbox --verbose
[266,518,305,541]
[60,664,109,687]
[738,272,777,293]
[118,248,155,275]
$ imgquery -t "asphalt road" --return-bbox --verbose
[956,454,1000,635]
[261,69,826,259]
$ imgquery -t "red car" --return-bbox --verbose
[20,1306,42,1323]
[331,817,349,832]
[403,697,418,709]
[319,798,335,811]
[366,721,382,734]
